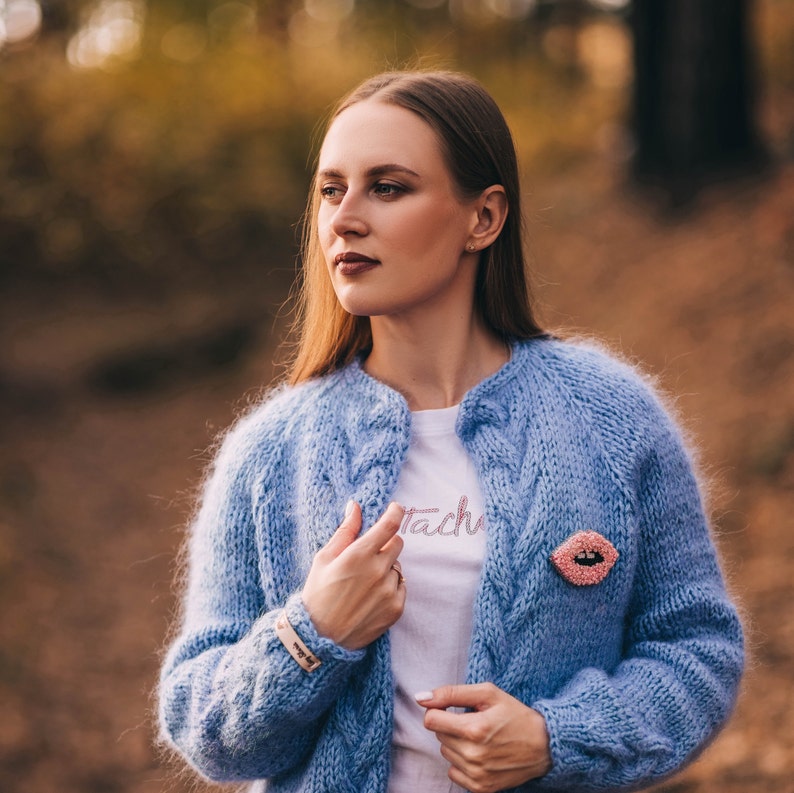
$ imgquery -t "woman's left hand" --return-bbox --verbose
[416,683,552,793]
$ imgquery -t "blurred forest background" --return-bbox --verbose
[0,0,792,791]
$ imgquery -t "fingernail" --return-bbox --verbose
[344,500,355,517]
[414,690,433,703]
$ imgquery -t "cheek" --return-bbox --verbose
[316,214,332,253]
[414,205,469,250]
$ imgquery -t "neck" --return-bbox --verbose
[363,310,509,411]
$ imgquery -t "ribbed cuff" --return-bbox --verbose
[283,594,366,665]
[275,610,322,672]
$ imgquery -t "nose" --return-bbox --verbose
[330,190,368,238]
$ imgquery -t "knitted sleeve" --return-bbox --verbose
[531,389,744,791]
[157,407,365,783]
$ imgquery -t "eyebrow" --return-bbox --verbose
[318,164,421,180]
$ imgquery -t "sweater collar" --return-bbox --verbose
[337,338,541,434]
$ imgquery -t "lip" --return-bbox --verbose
[334,251,380,275]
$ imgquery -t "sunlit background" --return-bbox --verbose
[0,1,792,792]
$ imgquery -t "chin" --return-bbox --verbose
[333,284,426,319]
[341,304,385,318]
[334,292,394,318]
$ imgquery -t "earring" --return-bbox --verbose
[466,243,476,252]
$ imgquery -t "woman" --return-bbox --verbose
[158,71,743,793]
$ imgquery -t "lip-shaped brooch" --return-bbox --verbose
[550,530,619,586]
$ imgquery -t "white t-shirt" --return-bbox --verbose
[387,404,487,793]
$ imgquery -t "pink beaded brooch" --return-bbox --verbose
[550,530,619,586]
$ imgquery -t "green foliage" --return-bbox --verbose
[0,1,649,290]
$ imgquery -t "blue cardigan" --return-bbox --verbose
[159,338,743,792]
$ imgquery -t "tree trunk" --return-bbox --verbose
[629,0,767,203]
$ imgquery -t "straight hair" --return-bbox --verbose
[287,70,545,385]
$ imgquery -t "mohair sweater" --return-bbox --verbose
[159,338,743,793]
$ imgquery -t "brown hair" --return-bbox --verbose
[286,70,545,385]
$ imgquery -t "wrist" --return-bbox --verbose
[275,611,322,673]
[281,593,366,665]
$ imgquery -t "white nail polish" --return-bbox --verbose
[414,690,433,703]
[344,500,355,517]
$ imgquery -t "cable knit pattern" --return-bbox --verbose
[158,338,743,792]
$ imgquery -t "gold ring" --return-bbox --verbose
[391,562,406,586]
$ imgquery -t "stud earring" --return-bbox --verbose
[466,243,476,252]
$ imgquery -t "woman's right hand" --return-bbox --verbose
[301,501,406,650]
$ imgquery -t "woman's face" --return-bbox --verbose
[316,100,481,320]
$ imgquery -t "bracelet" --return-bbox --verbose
[275,611,322,673]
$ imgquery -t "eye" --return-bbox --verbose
[320,184,345,201]
[550,531,618,586]
[372,182,404,199]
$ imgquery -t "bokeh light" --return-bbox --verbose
[66,0,145,70]
[586,0,630,11]
[0,0,42,48]
[304,0,355,23]
[578,20,631,88]
[486,0,537,21]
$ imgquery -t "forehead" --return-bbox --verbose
[318,100,448,175]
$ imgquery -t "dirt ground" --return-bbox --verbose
[0,155,792,793]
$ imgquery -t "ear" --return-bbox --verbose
[468,185,508,251]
